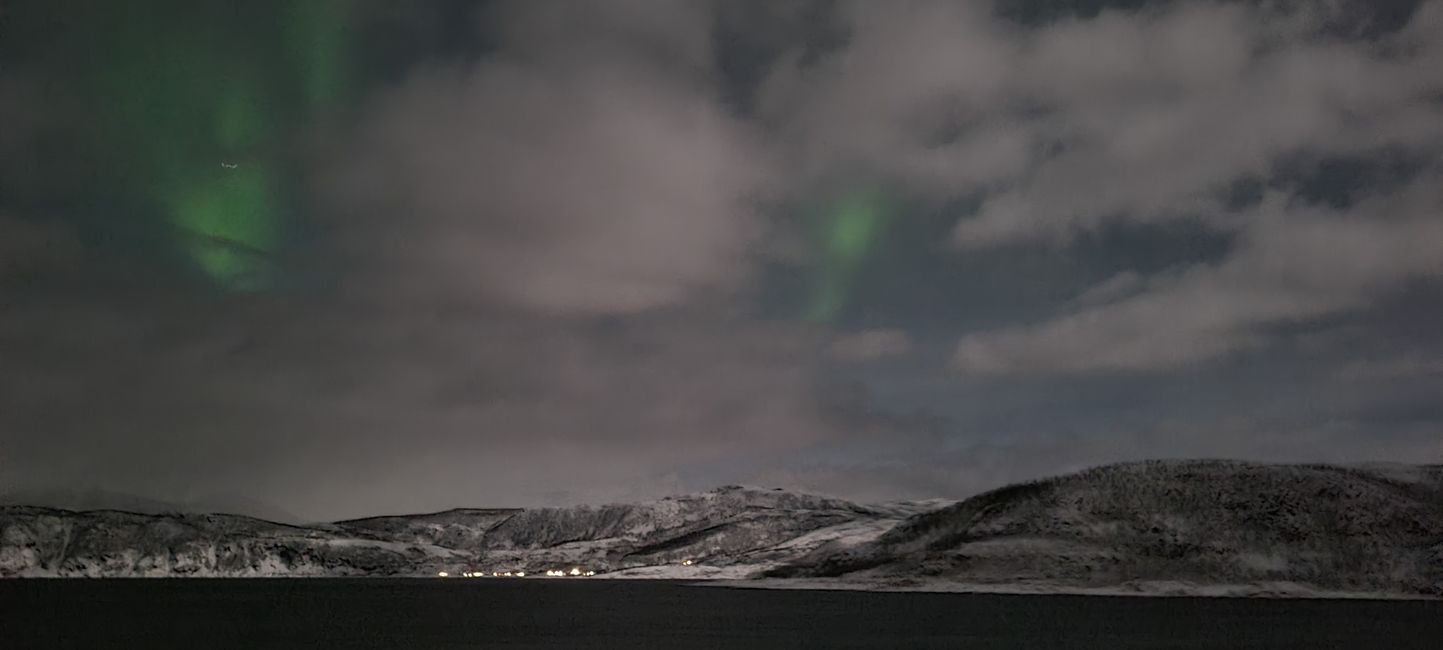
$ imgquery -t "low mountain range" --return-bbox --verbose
[4,461,1440,597]
[0,486,932,579]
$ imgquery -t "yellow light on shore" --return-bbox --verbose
[437,571,449,578]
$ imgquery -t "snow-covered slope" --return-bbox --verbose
[765,461,1443,597]
[0,507,468,577]
[479,487,899,567]
[334,508,521,550]
[0,487,924,577]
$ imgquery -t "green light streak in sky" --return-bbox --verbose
[215,80,270,151]
[287,0,354,114]
[804,191,891,323]
[166,165,281,291]
[57,1,356,290]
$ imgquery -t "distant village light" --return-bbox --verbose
[437,571,449,578]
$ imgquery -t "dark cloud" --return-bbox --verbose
[0,284,844,517]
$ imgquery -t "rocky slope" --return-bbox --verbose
[0,487,929,577]
[765,461,1443,597]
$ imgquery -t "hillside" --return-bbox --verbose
[764,461,1443,597]
[0,487,927,578]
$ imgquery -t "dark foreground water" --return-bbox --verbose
[2,579,1440,649]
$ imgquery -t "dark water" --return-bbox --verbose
[2,579,1440,649]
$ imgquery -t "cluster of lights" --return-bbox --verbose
[543,567,595,577]
[680,559,695,566]
[438,567,596,578]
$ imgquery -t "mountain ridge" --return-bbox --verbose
[6,461,1442,598]
[0,485,929,578]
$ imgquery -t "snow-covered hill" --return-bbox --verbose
[0,487,927,578]
[765,461,1443,597]
[0,506,470,577]
[11,462,1439,595]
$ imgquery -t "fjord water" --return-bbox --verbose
[1,580,1439,649]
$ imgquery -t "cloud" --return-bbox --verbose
[956,6,1443,248]
[757,1,1029,197]
[1336,356,1443,382]
[954,180,1443,373]
[1069,271,1144,308]
[828,328,913,362]
[748,0,1443,374]
[482,0,717,73]
[0,289,846,518]
[759,1,1443,243]
[323,2,773,316]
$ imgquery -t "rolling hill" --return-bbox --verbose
[765,460,1443,597]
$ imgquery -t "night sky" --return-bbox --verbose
[1,0,1440,520]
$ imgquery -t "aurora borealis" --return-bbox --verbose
[4,0,355,289]
[148,1,353,289]
[3,0,900,311]
[805,191,892,323]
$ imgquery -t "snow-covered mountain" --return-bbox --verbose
[0,486,931,578]
[9,462,1440,596]
[765,461,1443,597]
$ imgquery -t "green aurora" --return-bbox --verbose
[8,0,356,289]
[805,191,892,323]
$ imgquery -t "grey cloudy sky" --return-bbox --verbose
[1,0,1440,520]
